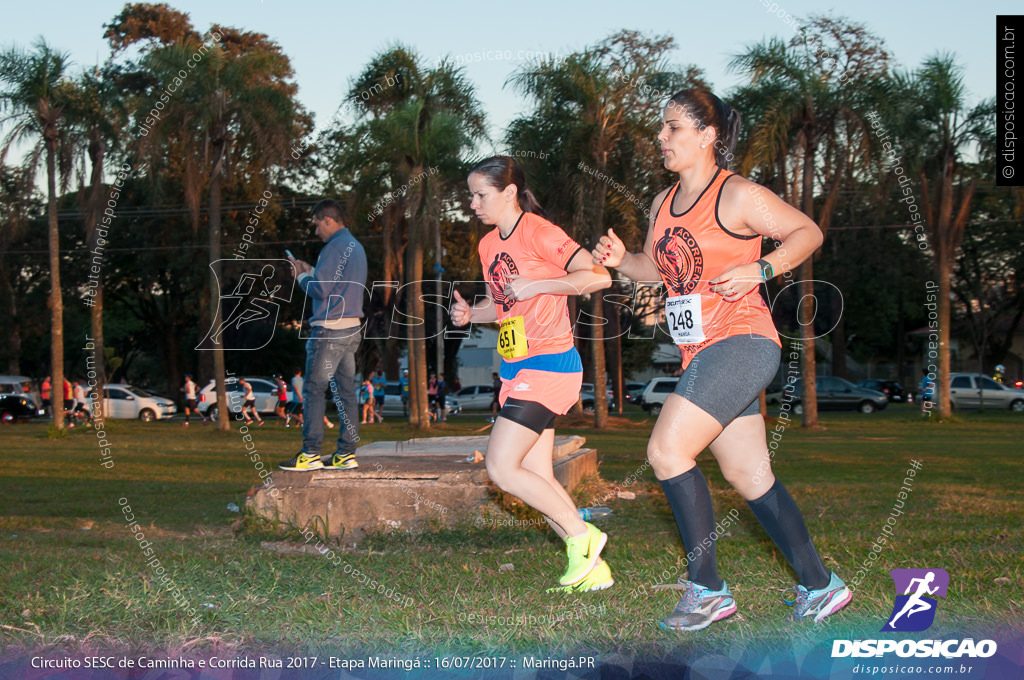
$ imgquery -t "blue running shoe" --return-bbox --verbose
[786,571,852,622]
[659,580,737,631]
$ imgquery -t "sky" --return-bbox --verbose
[1,0,1015,149]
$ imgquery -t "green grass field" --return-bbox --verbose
[0,406,1021,661]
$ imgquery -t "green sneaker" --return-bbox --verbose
[278,451,323,471]
[547,558,614,594]
[324,452,358,470]
[559,522,607,585]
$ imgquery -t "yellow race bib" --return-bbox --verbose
[497,316,528,359]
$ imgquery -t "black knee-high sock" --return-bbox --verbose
[747,478,830,590]
[660,466,724,591]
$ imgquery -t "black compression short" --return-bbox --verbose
[499,397,557,434]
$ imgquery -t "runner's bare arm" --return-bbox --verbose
[592,187,668,283]
[503,249,611,302]
[451,288,498,325]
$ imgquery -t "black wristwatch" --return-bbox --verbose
[756,258,774,281]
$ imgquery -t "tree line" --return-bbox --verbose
[1,4,1018,430]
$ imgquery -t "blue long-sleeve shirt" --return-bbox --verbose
[297,228,367,326]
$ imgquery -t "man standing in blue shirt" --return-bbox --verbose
[280,200,367,471]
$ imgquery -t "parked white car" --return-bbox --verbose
[102,384,177,421]
[640,377,679,415]
[454,384,497,410]
[198,376,279,418]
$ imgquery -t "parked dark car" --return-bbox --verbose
[856,379,905,402]
[0,393,45,423]
[624,382,647,404]
[766,376,888,414]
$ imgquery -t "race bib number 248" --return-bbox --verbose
[665,294,705,344]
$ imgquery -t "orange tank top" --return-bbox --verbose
[651,168,780,369]
[478,212,582,360]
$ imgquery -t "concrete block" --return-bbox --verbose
[248,435,596,544]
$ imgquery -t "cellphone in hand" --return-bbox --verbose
[285,249,295,260]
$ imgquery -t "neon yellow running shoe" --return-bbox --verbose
[324,452,359,470]
[559,521,607,585]
[278,451,323,471]
[547,558,614,594]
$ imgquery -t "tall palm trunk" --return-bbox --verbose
[604,291,623,415]
[798,142,819,429]
[381,208,400,376]
[45,135,65,430]
[924,157,974,419]
[84,132,106,419]
[209,138,230,431]
[407,217,429,429]
[405,171,430,429]
[590,163,609,428]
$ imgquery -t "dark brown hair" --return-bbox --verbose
[468,156,546,217]
[311,199,346,225]
[667,89,741,170]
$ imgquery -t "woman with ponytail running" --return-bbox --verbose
[592,89,851,630]
[450,156,613,593]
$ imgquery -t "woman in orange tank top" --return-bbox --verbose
[450,156,614,592]
[593,89,851,630]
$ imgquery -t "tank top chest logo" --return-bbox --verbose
[654,226,704,296]
[488,252,519,312]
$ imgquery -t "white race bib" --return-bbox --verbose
[665,294,705,344]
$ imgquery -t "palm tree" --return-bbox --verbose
[342,46,486,428]
[508,30,686,427]
[0,38,76,430]
[127,25,308,430]
[891,55,991,417]
[64,63,127,420]
[731,16,890,428]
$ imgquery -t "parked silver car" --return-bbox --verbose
[949,373,1024,411]
[380,381,462,416]
[454,384,497,410]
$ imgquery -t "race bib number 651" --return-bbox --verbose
[665,294,705,345]
[497,316,528,359]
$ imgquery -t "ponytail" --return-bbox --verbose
[718,104,741,170]
[518,188,545,216]
[468,156,547,218]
